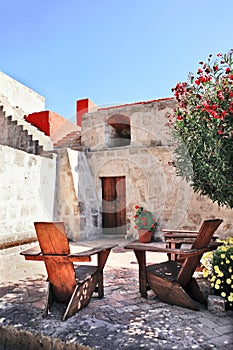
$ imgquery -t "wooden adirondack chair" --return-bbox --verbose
[20,222,116,320]
[125,219,223,310]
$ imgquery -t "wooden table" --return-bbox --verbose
[162,230,219,261]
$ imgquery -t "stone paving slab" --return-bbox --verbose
[0,240,233,349]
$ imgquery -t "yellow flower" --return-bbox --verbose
[216,279,221,284]
[221,254,226,259]
[215,284,220,290]
[226,259,230,264]
[221,292,226,298]
[214,265,220,272]
[211,275,216,282]
[226,278,231,284]
[202,268,209,278]
[230,255,233,260]
[229,267,233,273]
[218,272,224,277]
[228,294,233,302]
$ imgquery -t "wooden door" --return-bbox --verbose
[101,177,126,235]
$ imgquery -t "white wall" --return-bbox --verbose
[0,71,45,115]
[0,145,56,246]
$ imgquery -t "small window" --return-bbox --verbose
[105,114,131,148]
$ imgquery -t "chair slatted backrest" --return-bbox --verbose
[177,219,223,288]
[34,222,76,303]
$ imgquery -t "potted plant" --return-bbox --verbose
[201,237,233,310]
[134,205,158,243]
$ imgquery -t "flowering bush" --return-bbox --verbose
[134,205,157,233]
[172,50,233,208]
[201,237,233,309]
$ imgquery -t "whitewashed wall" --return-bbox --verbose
[0,145,56,246]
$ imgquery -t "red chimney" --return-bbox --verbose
[76,98,98,126]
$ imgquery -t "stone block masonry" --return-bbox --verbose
[0,107,44,155]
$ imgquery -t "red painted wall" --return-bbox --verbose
[76,98,98,126]
[76,99,89,126]
[24,111,67,137]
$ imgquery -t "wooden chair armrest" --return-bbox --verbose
[124,242,220,257]
[20,245,41,256]
[69,244,117,257]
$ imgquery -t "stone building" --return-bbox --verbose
[0,72,232,247]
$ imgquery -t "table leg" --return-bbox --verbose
[134,250,147,298]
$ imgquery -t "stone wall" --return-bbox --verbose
[81,99,176,151]
[86,146,232,239]
[81,98,233,240]
[0,145,56,247]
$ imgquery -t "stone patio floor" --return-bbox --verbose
[0,238,233,349]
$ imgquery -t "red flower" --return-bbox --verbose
[226,67,231,73]
[229,102,233,113]
[134,225,138,229]
[230,74,233,80]
[210,110,220,119]
[134,215,138,218]
[213,65,219,71]
[135,205,140,209]
[203,101,210,109]
[195,79,201,85]
[221,111,227,118]
[217,91,224,100]
[229,91,233,97]
[218,130,223,135]
[217,53,222,57]
[201,76,207,82]
[177,115,183,121]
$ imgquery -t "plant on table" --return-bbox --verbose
[134,205,157,233]
[201,237,233,310]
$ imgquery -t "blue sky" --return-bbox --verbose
[1,0,233,119]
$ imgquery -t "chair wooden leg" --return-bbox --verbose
[134,250,148,298]
[146,271,200,311]
[97,249,111,298]
[43,283,53,318]
[63,272,98,321]
[97,270,104,298]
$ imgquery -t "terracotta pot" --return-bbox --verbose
[138,229,152,243]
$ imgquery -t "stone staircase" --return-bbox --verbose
[0,105,51,156]
[54,130,82,150]
[0,94,53,150]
